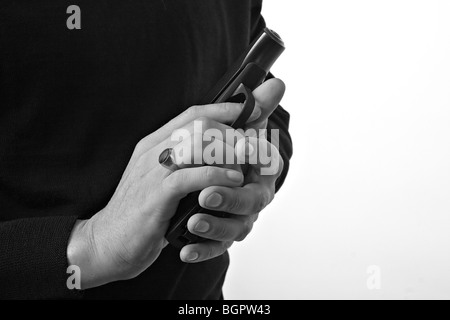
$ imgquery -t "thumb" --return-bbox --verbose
[246,78,286,127]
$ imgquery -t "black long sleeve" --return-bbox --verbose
[0,216,81,299]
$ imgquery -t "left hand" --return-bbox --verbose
[180,78,286,263]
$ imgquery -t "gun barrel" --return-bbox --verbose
[241,28,286,74]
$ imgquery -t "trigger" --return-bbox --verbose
[227,84,256,130]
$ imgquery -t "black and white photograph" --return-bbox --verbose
[0,0,449,304]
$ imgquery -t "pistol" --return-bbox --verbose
[165,28,285,249]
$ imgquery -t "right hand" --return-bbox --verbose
[67,102,261,289]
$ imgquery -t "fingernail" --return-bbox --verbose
[248,106,262,122]
[226,170,243,182]
[205,193,223,208]
[186,252,199,262]
[194,221,210,233]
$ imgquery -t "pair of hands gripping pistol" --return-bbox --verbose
[162,28,286,249]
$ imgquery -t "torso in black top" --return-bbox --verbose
[0,0,264,299]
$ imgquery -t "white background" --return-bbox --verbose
[224,0,450,300]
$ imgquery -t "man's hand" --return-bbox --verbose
[67,101,261,290]
[179,79,286,263]
[67,78,285,289]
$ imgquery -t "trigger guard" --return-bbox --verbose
[227,84,256,130]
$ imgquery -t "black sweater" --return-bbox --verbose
[0,0,292,299]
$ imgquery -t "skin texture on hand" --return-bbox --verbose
[67,78,286,289]
[180,79,286,263]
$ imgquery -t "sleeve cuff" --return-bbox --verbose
[0,216,84,299]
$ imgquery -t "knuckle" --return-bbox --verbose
[134,153,146,169]
[186,105,201,118]
[236,221,252,242]
[254,192,270,213]
[195,116,210,127]
[184,122,195,136]
[203,166,216,181]
[134,139,146,155]
[223,102,240,114]
[224,240,234,250]
[269,189,275,203]
[212,223,229,240]
[228,194,243,213]
[206,245,215,260]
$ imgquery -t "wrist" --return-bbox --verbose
[67,218,115,289]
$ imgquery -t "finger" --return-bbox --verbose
[180,240,234,263]
[163,166,244,200]
[173,117,245,147]
[139,117,245,170]
[171,133,242,171]
[235,136,283,177]
[135,136,244,185]
[169,116,246,164]
[198,183,274,216]
[144,116,247,162]
[187,213,256,242]
[247,78,286,127]
[138,102,261,152]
